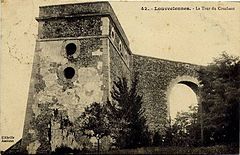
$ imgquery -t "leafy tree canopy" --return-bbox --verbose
[110,75,150,148]
[198,52,240,145]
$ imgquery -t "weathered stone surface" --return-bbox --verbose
[37,2,129,46]
[133,54,200,133]
[21,36,109,153]
[38,2,114,18]
[109,42,131,89]
[40,17,102,39]
[17,2,202,154]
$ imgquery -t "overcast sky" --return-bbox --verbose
[1,0,239,151]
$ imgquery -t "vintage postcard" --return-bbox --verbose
[1,1,239,154]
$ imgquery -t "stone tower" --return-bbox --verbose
[16,2,202,154]
[21,2,132,154]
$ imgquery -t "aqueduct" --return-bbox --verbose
[133,55,201,133]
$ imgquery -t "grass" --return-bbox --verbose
[34,144,239,154]
[102,145,239,154]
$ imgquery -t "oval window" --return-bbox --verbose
[65,43,77,56]
[119,42,122,51]
[111,27,115,39]
[64,67,75,79]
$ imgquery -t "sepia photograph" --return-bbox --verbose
[0,1,239,154]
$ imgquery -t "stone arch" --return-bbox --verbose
[166,75,200,118]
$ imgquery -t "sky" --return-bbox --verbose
[1,0,239,151]
[169,84,198,120]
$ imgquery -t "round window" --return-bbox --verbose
[64,67,75,79]
[65,43,77,56]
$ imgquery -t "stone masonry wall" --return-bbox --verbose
[109,42,131,88]
[20,3,118,153]
[109,22,131,68]
[21,37,109,154]
[108,19,132,98]
[40,17,102,39]
[133,54,200,134]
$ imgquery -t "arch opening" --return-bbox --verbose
[178,81,199,94]
[168,81,199,120]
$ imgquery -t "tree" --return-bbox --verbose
[152,132,163,146]
[110,75,150,148]
[78,102,111,152]
[126,74,150,148]
[198,52,240,145]
[173,105,201,146]
[163,105,201,147]
[77,75,150,150]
